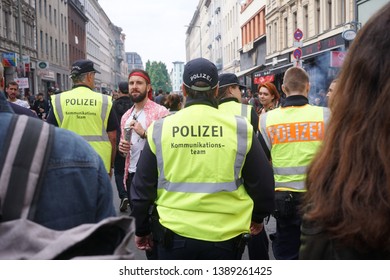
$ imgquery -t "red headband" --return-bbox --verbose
[128,72,150,84]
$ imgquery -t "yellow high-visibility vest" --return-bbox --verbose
[219,101,252,121]
[259,104,330,192]
[52,87,112,172]
[148,104,254,241]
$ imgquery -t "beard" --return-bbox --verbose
[130,89,147,103]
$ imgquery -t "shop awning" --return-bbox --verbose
[235,64,265,78]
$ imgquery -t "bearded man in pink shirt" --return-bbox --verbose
[118,69,169,213]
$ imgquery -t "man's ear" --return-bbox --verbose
[281,84,286,93]
[181,84,187,97]
[146,83,152,93]
[306,82,311,94]
[214,85,219,97]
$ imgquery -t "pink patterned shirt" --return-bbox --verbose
[121,98,169,188]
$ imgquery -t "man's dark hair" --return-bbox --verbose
[6,81,18,89]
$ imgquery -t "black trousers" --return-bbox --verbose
[156,228,242,260]
[125,172,135,209]
[247,227,269,260]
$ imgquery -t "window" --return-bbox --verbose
[13,14,18,41]
[268,24,272,54]
[293,11,297,34]
[337,0,346,25]
[45,33,49,56]
[315,0,321,34]
[44,0,47,18]
[62,42,65,64]
[54,9,57,26]
[49,5,52,23]
[65,44,68,64]
[55,39,58,62]
[3,11,10,39]
[40,30,43,54]
[303,5,308,37]
[327,0,332,30]
[284,17,288,48]
[50,36,53,60]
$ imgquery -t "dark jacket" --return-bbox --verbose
[300,220,390,260]
[113,96,133,121]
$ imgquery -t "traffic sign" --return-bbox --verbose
[294,28,303,41]
[293,48,302,60]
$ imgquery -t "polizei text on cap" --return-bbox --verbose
[190,73,212,82]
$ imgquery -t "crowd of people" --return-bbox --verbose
[1,2,390,260]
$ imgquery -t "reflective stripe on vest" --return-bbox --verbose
[219,101,251,121]
[152,116,247,193]
[54,94,109,142]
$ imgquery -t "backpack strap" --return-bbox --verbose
[0,115,54,222]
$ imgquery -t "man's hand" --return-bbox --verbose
[135,234,154,251]
[250,221,264,235]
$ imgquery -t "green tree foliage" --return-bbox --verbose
[145,60,172,94]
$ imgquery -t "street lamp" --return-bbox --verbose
[185,25,202,58]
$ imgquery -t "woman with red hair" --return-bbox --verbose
[258,82,280,115]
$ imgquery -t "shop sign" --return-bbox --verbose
[254,74,275,84]
[38,69,55,80]
[38,61,49,69]
[301,34,344,57]
[342,29,356,41]
[2,52,17,67]
[330,51,347,67]
[14,77,29,89]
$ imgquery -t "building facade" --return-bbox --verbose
[170,61,184,94]
[237,0,267,91]
[126,52,144,73]
[36,0,69,94]
[220,0,242,73]
[0,0,37,95]
[68,0,88,69]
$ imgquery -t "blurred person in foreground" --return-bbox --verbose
[131,58,274,260]
[259,66,330,260]
[47,59,118,177]
[300,3,390,260]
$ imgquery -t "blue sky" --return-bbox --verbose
[99,0,199,71]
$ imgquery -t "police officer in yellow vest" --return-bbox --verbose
[259,66,330,260]
[131,58,275,260]
[218,73,270,260]
[217,73,258,133]
[47,59,118,176]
